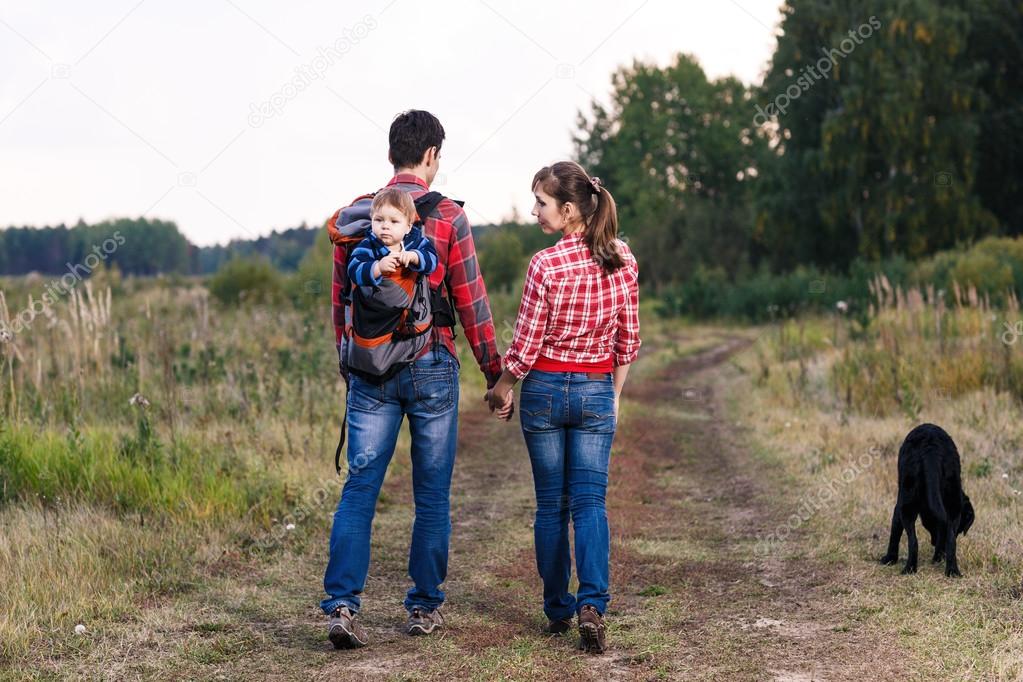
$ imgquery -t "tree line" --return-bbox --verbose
[575,0,1021,289]
[0,218,318,276]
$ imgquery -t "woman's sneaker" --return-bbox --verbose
[577,605,607,654]
[328,606,368,649]
[406,607,444,636]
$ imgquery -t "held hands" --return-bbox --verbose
[484,387,515,421]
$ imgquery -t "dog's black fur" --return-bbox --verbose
[880,423,975,577]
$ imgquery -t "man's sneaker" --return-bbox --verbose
[406,607,444,636]
[544,617,573,635]
[328,606,368,649]
[577,605,607,654]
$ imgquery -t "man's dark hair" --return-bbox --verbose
[389,110,445,170]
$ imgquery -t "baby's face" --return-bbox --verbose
[371,204,412,246]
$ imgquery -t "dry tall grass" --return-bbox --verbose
[731,276,1023,679]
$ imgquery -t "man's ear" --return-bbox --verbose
[423,146,438,167]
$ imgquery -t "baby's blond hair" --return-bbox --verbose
[371,188,417,224]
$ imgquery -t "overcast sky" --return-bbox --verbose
[1,0,783,246]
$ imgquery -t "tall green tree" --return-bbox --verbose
[575,54,766,287]
[756,0,1003,269]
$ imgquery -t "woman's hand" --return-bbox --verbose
[495,389,514,421]
[484,371,519,422]
[614,392,620,425]
[484,388,515,420]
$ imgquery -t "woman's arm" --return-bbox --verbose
[485,254,549,418]
[612,364,631,422]
[611,254,640,422]
[485,369,518,417]
[501,254,550,379]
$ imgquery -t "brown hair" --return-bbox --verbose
[532,161,624,273]
[371,188,418,224]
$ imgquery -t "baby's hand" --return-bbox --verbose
[397,251,420,268]
[378,254,400,275]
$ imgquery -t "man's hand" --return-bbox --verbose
[377,254,400,276]
[484,388,515,421]
[397,251,420,268]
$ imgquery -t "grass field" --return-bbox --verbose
[2,275,1022,680]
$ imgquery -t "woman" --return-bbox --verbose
[486,161,641,654]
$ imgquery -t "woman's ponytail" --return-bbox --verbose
[586,183,624,274]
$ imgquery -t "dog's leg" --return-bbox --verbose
[931,522,946,563]
[880,504,902,565]
[900,507,919,575]
[944,517,961,577]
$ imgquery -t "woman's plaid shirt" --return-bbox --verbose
[503,233,641,379]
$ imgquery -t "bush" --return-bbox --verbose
[657,237,1023,321]
[208,257,283,306]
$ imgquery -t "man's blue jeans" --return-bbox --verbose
[321,347,459,615]
[518,369,616,620]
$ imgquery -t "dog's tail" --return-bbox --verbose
[923,464,948,522]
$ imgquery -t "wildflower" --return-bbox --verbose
[0,328,12,344]
[74,624,86,635]
[285,523,296,531]
[129,393,151,409]
[835,300,848,313]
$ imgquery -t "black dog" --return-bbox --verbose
[880,423,975,577]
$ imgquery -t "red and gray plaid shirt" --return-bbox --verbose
[503,233,641,379]
[332,173,503,386]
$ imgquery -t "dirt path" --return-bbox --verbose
[103,336,908,680]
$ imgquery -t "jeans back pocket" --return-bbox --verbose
[581,394,616,433]
[519,391,554,432]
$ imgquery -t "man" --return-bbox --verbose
[321,110,503,648]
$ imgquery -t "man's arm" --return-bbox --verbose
[445,208,502,387]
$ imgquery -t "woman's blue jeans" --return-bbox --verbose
[518,369,616,620]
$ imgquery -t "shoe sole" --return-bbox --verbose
[406,622,438,636]
[578,623,606,654]
[329,623,367,649]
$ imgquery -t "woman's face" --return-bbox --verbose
[531,185,576,235]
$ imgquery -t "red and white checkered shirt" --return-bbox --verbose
[503,233,641,379]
